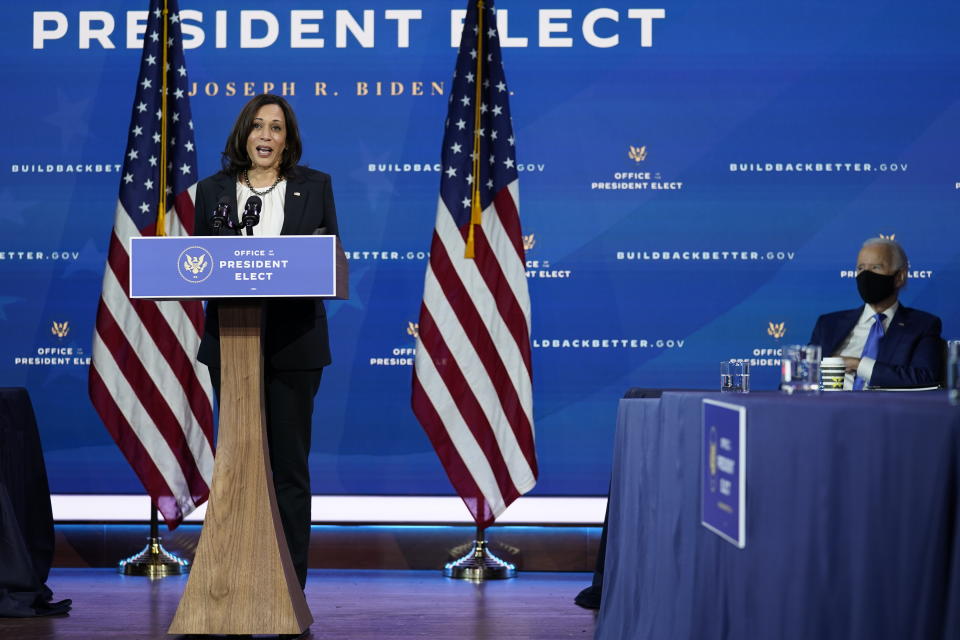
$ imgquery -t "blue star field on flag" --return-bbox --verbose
[118,0,197,234]
[440,0,518,228]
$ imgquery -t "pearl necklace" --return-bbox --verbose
[243,170,283,197]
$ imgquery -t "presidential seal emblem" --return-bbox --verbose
[178,246,214,283]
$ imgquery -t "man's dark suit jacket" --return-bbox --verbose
[193,166,339,371]
[809,304,944,388]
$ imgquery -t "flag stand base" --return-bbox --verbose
[119,537,189,577]
[444,526,516,581]
[118,505,189,578]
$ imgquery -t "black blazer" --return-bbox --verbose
[809,304,944,388]
[193,166,339,370]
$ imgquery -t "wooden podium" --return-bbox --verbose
[129,235,347,636]
[168,301,311,635]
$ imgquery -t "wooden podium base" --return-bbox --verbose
[168,303,312,635]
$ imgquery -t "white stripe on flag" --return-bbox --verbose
[421,261,536,493]
[435,200,534,427]
[482,182,531,333]
[166,208,187,237]
[114,209,214,435]
[100,232,214,487]
[413,333,508,516]
[91,332,196,515]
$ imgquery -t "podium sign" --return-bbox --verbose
[129,235,343,299]
[701,399,747,549]
[127,236,349,635]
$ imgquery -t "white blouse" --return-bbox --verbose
[236,179,286,236]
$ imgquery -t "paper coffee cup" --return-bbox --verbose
[820,357,846,391]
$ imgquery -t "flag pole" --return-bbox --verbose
[156,0,169,237]
[444,522,516,581]
[114,0,189,577]
[464,0,485,259]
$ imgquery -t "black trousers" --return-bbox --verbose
[209,366,322,589]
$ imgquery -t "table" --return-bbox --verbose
[596,391,960,640]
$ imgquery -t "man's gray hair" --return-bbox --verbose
[862,237,908,271]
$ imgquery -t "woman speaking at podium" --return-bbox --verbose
[193,94,339,589]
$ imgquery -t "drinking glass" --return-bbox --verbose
[720,360,750,393]
[780,344,821,394]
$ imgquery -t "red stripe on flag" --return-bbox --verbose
[428,235,538,475]
[492,188,525,262]
[172,193,207,336]
[173,191,196,233]
[93,299,210,502]
[178,299,205,339]
[411,373,497,527]
[108,232,214,440]
[89,366,186,528]
[416,306,521,506]
[471,224,534,377]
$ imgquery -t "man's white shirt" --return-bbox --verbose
[833,302,899,389]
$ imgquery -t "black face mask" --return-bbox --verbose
[856,270,898,304]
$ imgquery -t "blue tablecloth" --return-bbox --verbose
[0,387,70,617]
[596,391,960,640]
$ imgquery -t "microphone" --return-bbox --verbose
[242,195,262,236]
[211,196,230,232]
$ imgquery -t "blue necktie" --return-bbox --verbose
[853,313,885,390]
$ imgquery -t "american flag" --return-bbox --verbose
[412,0,537,527]
[89,0,214,529]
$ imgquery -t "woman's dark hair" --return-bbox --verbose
[221,94,302,177]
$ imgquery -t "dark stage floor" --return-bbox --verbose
[1,569,597,639]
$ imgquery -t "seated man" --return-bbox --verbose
[810,238,943,389]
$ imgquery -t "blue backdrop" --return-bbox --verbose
[4,1,959,497]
